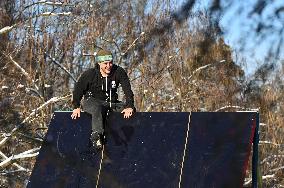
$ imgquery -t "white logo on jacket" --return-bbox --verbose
[111,81,116,88]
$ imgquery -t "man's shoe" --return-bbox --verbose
[90,131,103,150]
[96,139,102,149]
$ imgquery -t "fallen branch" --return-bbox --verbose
[244,174,275,186]
[0,168,32,175]
[0,94,72,148]
[0,148,40,169]
[259,141,283,147]
[0,151,27,171]
[17,133,43,143]
[260,123,267,126]
[269,166,284,172]
[261,155,284,165]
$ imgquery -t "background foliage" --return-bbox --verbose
[0,0,283,187]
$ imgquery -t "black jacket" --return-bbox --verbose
[72,64,134,109]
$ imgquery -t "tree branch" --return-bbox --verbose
[45,53,77,82]
[8,55,40,93]
[0,94,72,148]
[0,11,72,35]
[122,32,145,56]
[214,105,259,112]
[40,12,72,17]
[23,0,74,9]
[100,37,121,53]
[0,25,16,35]
[187,60,226,81]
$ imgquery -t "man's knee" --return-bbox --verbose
[82,98,102,113]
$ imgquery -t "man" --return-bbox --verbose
[71,49,135,149]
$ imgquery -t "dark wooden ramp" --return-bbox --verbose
[27,112,258,188]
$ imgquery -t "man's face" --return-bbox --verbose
[99,61,113,75]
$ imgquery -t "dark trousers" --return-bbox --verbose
[82,97,125,134]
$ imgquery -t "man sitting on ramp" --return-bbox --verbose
[71,49,135,149]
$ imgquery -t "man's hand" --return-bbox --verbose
[121,108,133,118]
[71,108,81,119]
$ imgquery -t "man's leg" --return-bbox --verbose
[82,97,107,148]
[82,97,104,133]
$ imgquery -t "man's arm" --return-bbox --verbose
[71,70,90,119]
[119,68,135,118]
[119,68,135,109]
